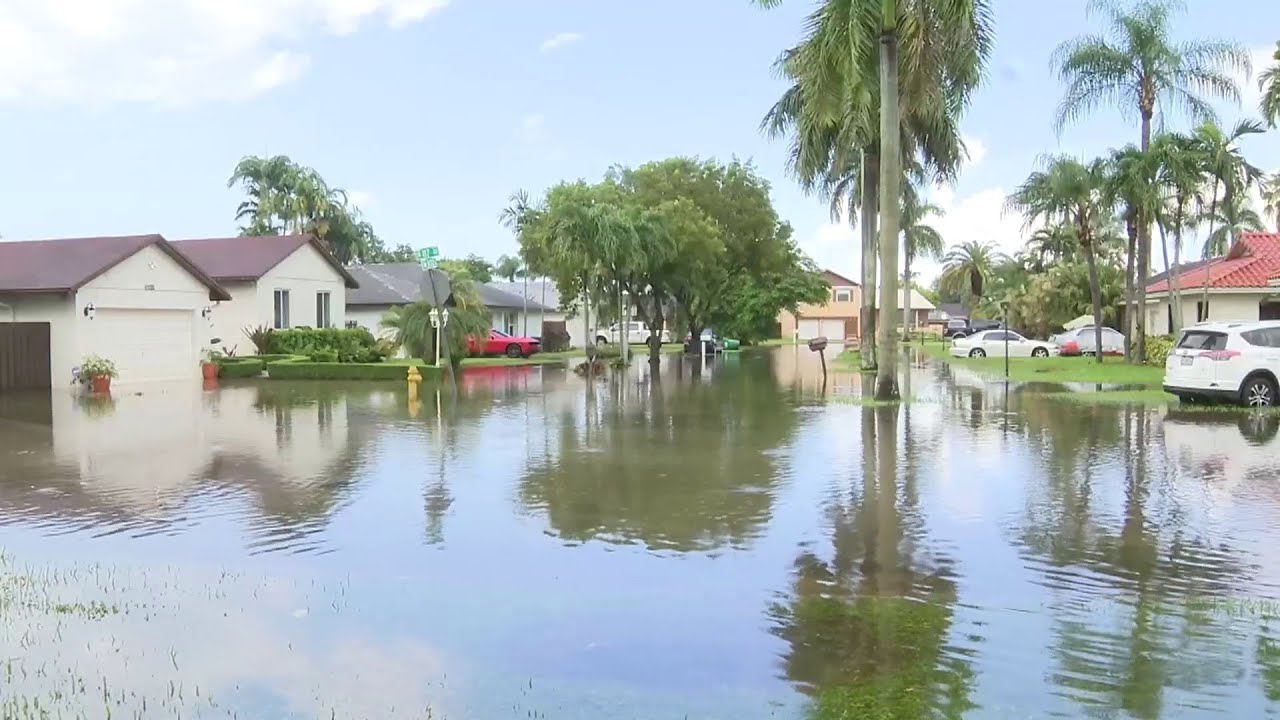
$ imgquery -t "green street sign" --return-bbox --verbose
[415,246,441,268]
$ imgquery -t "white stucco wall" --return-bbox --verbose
[256,244,347,331]
[1146,291,1270,335]
[207,281,259,355]
[347,305,397,341]
[2,294,75,387]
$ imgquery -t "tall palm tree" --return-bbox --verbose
[1261,42,1280,128]
[757,0,992,399]
[1025,224,1079,268]
[938,241,1004,304]
[1105,144,1162,360]
[1007,157,1111,365]
[900,187,944,337]
[1193,119,1265,317]
[1150,131,1204,335]
[1052,0,1249,357]
[1262,173,1280,233]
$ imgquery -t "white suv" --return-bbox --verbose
[1164,321,1280,407]
[596,321,671,345]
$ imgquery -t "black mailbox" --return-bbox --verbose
[808,337,828,352]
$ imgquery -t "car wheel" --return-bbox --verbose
[505,343,524,359]
[969,348,986,358]
[1241,374,1277,408]
[1032,347,1049,358]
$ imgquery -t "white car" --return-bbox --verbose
[596,321,672,345]
[950,329,1059,359]
[1164,321,1280,407]
[1053,326,1126,356]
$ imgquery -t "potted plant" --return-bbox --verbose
[201,349,222,380]
[80,355,118,394]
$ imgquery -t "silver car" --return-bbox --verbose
[1055,326,1125,356]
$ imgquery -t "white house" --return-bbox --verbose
[0,234,231,389]
[487,280,597,347]
[172,234,358,354]
[1145,232,1280,335]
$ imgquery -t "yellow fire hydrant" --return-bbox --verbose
[407,365,422,401]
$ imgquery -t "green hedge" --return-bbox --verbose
[217,358,266,378]
[264,328,386,363]
[1145,335,1174,367]
[265,357,443,381]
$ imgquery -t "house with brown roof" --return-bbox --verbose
[171,234,358,354]
[778,270,863,341]
[1145,232,1280,335]
[0,235,230,389]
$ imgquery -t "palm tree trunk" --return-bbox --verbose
[860,149,879,372]
[874,15,900,401]
[1123,217,1136,361]
[1135,111,1152,364]
[583,283,593,366]
[902,263,911,342]
[1201,179,1220,322]
[1171,207,1185,335]
[1157,220,1172,336]
[522,272,529,336]
[1084,241,1105,366]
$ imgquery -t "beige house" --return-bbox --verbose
[0,234,231,389]
[1145,232,1280,335]
[779,270,863,341]
[173,234,358,354]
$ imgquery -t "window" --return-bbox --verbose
[1196,301,1210,322]
[315,291,331,328]
[835,288,853,303]
[503,312,518,335]
[1177,331,1226,351]
[1242,329,1280,348]
[273,290,290,329]
[947,319,967,329]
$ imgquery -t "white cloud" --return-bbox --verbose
[347,189,376,210]
[539,31,582,53]
[962,135,987,168]
[0,0,449,107]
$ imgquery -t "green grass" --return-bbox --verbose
[756,338,802,347]
[918,341,1164,386]
[265,357,443,381]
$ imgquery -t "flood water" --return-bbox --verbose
[2,347,1280,718]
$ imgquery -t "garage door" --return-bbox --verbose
[797,319,847,340]
[87,309,195,383]
[0,323,51,391]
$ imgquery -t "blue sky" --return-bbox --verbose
[0,0,1276,283]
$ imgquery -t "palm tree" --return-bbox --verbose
[1192,119,1265,317]
[1105,144,1162,359]
[1262,173,1280,233]
[1007,156,1111,365]
[1261,42,1280,127]
[938,241,1004,304]
[1025,224,1079,268]
[1150,131,1204,335]
[1052,0,1249,358]
[900,187,944,338]
[757,0,993,399]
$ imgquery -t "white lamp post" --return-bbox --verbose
[428,307,450,367]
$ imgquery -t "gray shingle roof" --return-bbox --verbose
[487,280,563,311]
[346,264,550,310]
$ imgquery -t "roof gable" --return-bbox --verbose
[821,269,860,288]
[172,234,358,289]
[0,234,230,300]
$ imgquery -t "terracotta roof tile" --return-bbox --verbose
[0,234,230,300]
[1147,232,1280,293]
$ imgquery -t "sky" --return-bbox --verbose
[0,0,1277,285]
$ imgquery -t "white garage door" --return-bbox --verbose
[797,319,846,340]
[87,309,195,383]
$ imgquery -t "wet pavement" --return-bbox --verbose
[1,347,1278,718]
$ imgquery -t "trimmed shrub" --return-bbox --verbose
[217,358,267,379]
[265,357,443,381]
[264,328,387,363]
[1145,335,1174,367]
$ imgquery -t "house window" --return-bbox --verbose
[503,311,518,335]
[835,288,852,303]
[273,290,290,329]
[316,291,332,328]
[1196,301,1210,322]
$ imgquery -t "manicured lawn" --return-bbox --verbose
[918,341,1165,386]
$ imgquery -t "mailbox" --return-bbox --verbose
[808,337,828,352]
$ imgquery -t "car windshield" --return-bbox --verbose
[1177,330,1226,350]
[492,329,509,337]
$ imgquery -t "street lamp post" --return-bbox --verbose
[428,307,450,367]
[1001,303,1009,380]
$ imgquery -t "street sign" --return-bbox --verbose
[415,246,440,268]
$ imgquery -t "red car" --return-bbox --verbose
[467,329,541,358]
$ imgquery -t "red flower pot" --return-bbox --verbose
[201,362,220,380]
[90,375,112,394]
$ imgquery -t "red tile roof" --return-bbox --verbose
[0,234,230,300]
[172,234,358,289]
[1147,232,1280,293]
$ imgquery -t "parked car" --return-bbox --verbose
[950,329,1058,358]
[1055,326,1125,356]
[1163,321,1280,407]
[467,329,541,358]
[596,321,672,345]
[944,318,1004,339]
[685,329,724,355]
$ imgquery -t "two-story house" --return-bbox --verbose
[778,270,863,341]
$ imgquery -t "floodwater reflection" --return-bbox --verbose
[0,351,1279,717]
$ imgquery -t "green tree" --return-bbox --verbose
[493,254,523,282]
[1192,119,1265,316]
[1262,173,1280,233]
[1007,156,1112,365]
[1149,131,1203,335]
[900,188,944,337]
[1052,0,1249,360]
[1105,144,1162,359]
[381,267,491,369]
[938,241,1004,304]
[1025,224,1079,269]
[1261,42,1280,127]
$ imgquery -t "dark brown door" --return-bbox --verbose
[0,323,52,391]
